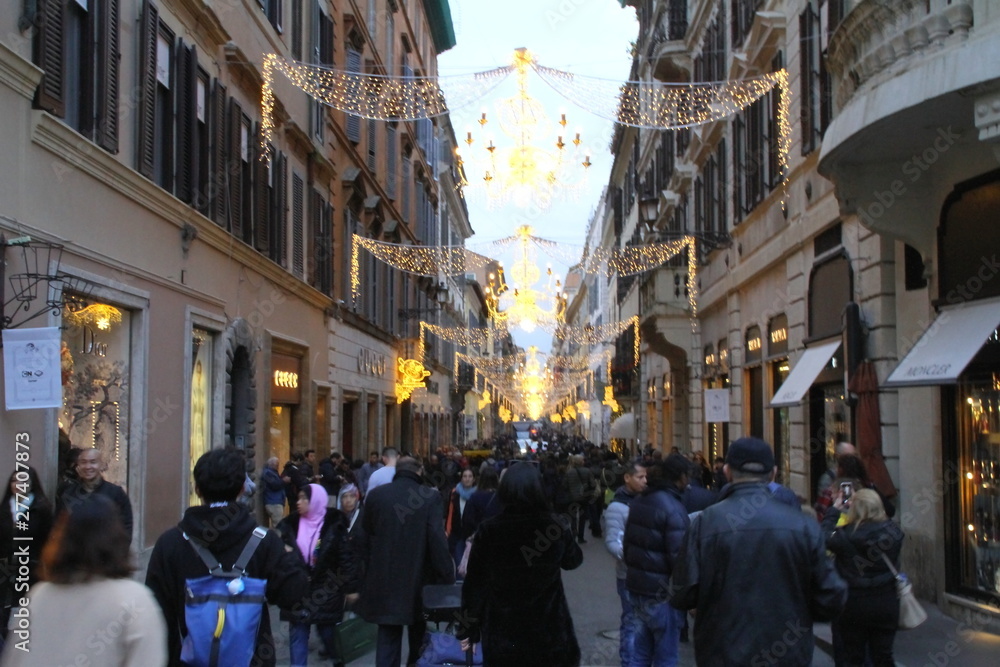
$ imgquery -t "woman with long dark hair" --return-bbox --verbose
[459,462,583,666]
[0,496,166,665]
[277,483,357,667]
[0,466,54,636]
[822,488,904,666]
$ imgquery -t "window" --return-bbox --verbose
[189,327,215,508]
[731,0,763,48]
[258,0,282,33]
[310,2,334,142]
[733,59,781,221]
[194,70,210,215]
[311,190,333,295]
[799,1,833,155]
[226,99,245,237]
[291,0,303,60]
[36,0,120,153]
[386,124,398,199]
[267,151,288,266]
[368,0,378,43]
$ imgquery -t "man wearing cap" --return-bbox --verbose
[670,437,847,666]
[621,454,690,666]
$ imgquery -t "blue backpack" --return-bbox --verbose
[180,526,268,667]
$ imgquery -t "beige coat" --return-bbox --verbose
[1,577,166,666]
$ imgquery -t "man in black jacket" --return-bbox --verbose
[359,456,454,667]
[146,448,309,667]
[622,453,690,666]
[671,437,848,666]
[57,447,133,538]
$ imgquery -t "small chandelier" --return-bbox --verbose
[64,301,123,331]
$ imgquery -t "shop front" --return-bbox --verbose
[269,352,302,469]
[767,315,790,482]
[330,333,396,461]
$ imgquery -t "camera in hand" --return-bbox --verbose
[840,481,854,507]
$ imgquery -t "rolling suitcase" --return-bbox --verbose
[418,584,481,666]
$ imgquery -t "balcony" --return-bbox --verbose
[826,0,973,114]
[646,0,691,83]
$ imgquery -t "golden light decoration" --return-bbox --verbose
[562,404,577,420]
[261,54,514,154]
[603,386,621,413]
[478,389,491,411]
[64,302,123,331]
[261,51,791,204]
[456,49,591,209]
[550,413,563,423]
[498,405,512,423]
[486,226,567,333]
[395,357,430,403]
[575,400,591,420]
[556,316,641,365]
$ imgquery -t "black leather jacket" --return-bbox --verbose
[671,483,847,666]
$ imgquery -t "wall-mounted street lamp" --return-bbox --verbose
[639,193,731,251]
[398,282,449,320]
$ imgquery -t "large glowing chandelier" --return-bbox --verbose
[455,49,591,209]
[486,226,567,333]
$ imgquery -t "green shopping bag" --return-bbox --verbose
[334,611,377,663]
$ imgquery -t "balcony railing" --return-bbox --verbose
[826,0,973,113]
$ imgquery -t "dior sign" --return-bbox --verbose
[358,348,387,377]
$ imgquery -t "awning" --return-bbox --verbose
[610,413,636,439]
[769,341,841,407]
[886,297,1000,387]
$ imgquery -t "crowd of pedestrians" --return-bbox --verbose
[0,430,905,667]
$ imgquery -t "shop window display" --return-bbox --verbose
[189,328,214,507]
[60,298,132,489]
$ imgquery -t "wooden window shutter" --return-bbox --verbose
[270,152,288,266]
[292,173,305,278]
[345,49,362,143]
[228,98,244,238]
[36,0,66,117]
[211,81,228,226]
[308,189,321,289]
[175,42,197,204]
[254,133,271,253]
[137,0,159,178]
[799,8,814,155]
[95,0,120,152]
[291,0,302,60]
[386,125,397,200]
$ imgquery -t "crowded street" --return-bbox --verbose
[5,0,1000,665]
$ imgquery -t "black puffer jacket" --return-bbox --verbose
[277,509,358,625]
[622,479,689,597]
[671,483,847,667]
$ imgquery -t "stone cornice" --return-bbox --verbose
[0,40,43,101]
[30,111,332,310]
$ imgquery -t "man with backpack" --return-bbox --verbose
[146,448,309,667]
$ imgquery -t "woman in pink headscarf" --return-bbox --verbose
[277,483,358,667]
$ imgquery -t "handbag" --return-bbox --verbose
[417,631,483,666]
[334,611,378,663]
[880,554,928,629]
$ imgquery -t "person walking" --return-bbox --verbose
[822,488,904,666]
[458,462,583,666]
[671,437,848,666]
[601,458,647,666]
[261,456,286,527]
[277,483,358,667]
[56,447,133,538]
[622,454,690,667]
[0,496,166,666]
[146,448,309,667]
[445,467,478,566]
[358,456,454,667]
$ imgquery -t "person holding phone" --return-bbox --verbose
[821,489,904,666]
[815,453,894,522]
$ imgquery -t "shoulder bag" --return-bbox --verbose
[880,553,928,630]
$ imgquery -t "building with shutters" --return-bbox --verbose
[0,0,463,566]
[591,0,1000,628]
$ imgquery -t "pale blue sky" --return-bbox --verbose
[438,0,638,352]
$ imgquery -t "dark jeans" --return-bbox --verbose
[839,622,895,667]
[375,621,427,667]
[572,503,589,539]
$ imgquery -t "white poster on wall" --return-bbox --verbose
[3,327,63,410]
[704,388,730,424]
